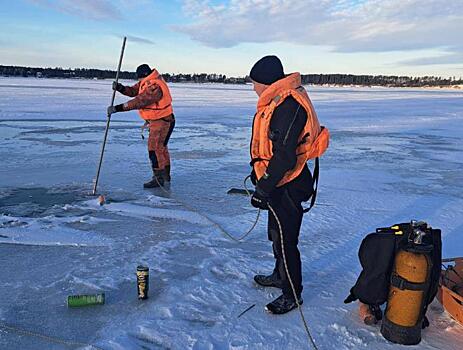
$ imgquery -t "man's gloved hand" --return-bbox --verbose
[107,104,124,116]
[112,82,125,92]
[250,169,258,186]
[251,186,270,210]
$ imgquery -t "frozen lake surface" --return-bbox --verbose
[1,77,463,349]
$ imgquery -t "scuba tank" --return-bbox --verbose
[344,220,442,346]
[380,221,434,345]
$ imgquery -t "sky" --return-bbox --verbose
[0,0,462,77]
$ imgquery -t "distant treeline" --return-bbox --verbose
[300,74,462,87]
[0,65,244,84]
[1,65,462,87]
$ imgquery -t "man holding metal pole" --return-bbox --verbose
[108,64,175,188]
[92,37,126,196]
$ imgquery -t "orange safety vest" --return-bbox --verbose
[138,69,174,121]
[250,72,330,188]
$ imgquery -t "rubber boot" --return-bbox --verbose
[163,165,171,182]
[143,170,165,188]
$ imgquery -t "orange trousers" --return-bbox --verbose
[147,115,175,171]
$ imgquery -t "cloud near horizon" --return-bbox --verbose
[116,35,155,45]
[399,52,463,67]
[176,0,463,65]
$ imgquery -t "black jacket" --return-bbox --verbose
[256,96,313,202]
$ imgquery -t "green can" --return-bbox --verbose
[67,293,105,307]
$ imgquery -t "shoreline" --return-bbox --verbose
[0,76,462,91]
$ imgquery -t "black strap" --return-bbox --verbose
[390,273,427,291]
[249,157,269,167]
[296,132,311,147]
[142,104,172,111]
[303,157,319,213]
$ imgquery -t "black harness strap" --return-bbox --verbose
[390,273,427,291]
[303,157,319,213]
[141,104,172,111]
[250,157,268,167]
[296,132,311,147]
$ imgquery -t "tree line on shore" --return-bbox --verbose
[1,65,461,87]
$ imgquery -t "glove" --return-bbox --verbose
[250,186,270,210]
[343,292,357,304]
[112,82,125,92]
[250,169,257,186]
[107,104,124,115]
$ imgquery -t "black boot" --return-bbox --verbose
[163,165,171,182]
[143,170,165,188]
[265,294,303,315]
[254,272,283,289]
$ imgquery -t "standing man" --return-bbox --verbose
[249,56,329,314]
[108,64,175,188]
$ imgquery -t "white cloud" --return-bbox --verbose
[123,35,155,45]
[29,0,122,20]
[175,0,463,61]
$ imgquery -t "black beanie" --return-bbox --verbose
[250,55,285,85]
[136,64,152,79]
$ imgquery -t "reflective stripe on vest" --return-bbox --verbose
[250,73,330,187]
[138,69,174,121]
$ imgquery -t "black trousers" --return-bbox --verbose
[268,187,305,298]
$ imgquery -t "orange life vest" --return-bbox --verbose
[250,73,330,187]
[138,69,173,121]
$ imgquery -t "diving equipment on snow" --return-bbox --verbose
[381,248,432,345]
[67,293,105,307]
[137,265,149,300]
[345,220,442,346]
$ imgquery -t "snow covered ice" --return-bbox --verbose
[1,77,463,349]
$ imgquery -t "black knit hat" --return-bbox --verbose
[136,64,152,79]
[250,55,285,85]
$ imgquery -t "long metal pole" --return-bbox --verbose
[92,37,127,195]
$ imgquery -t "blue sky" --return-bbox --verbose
[0,0,461,77]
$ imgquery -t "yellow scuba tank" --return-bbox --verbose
[381,221,434,345]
